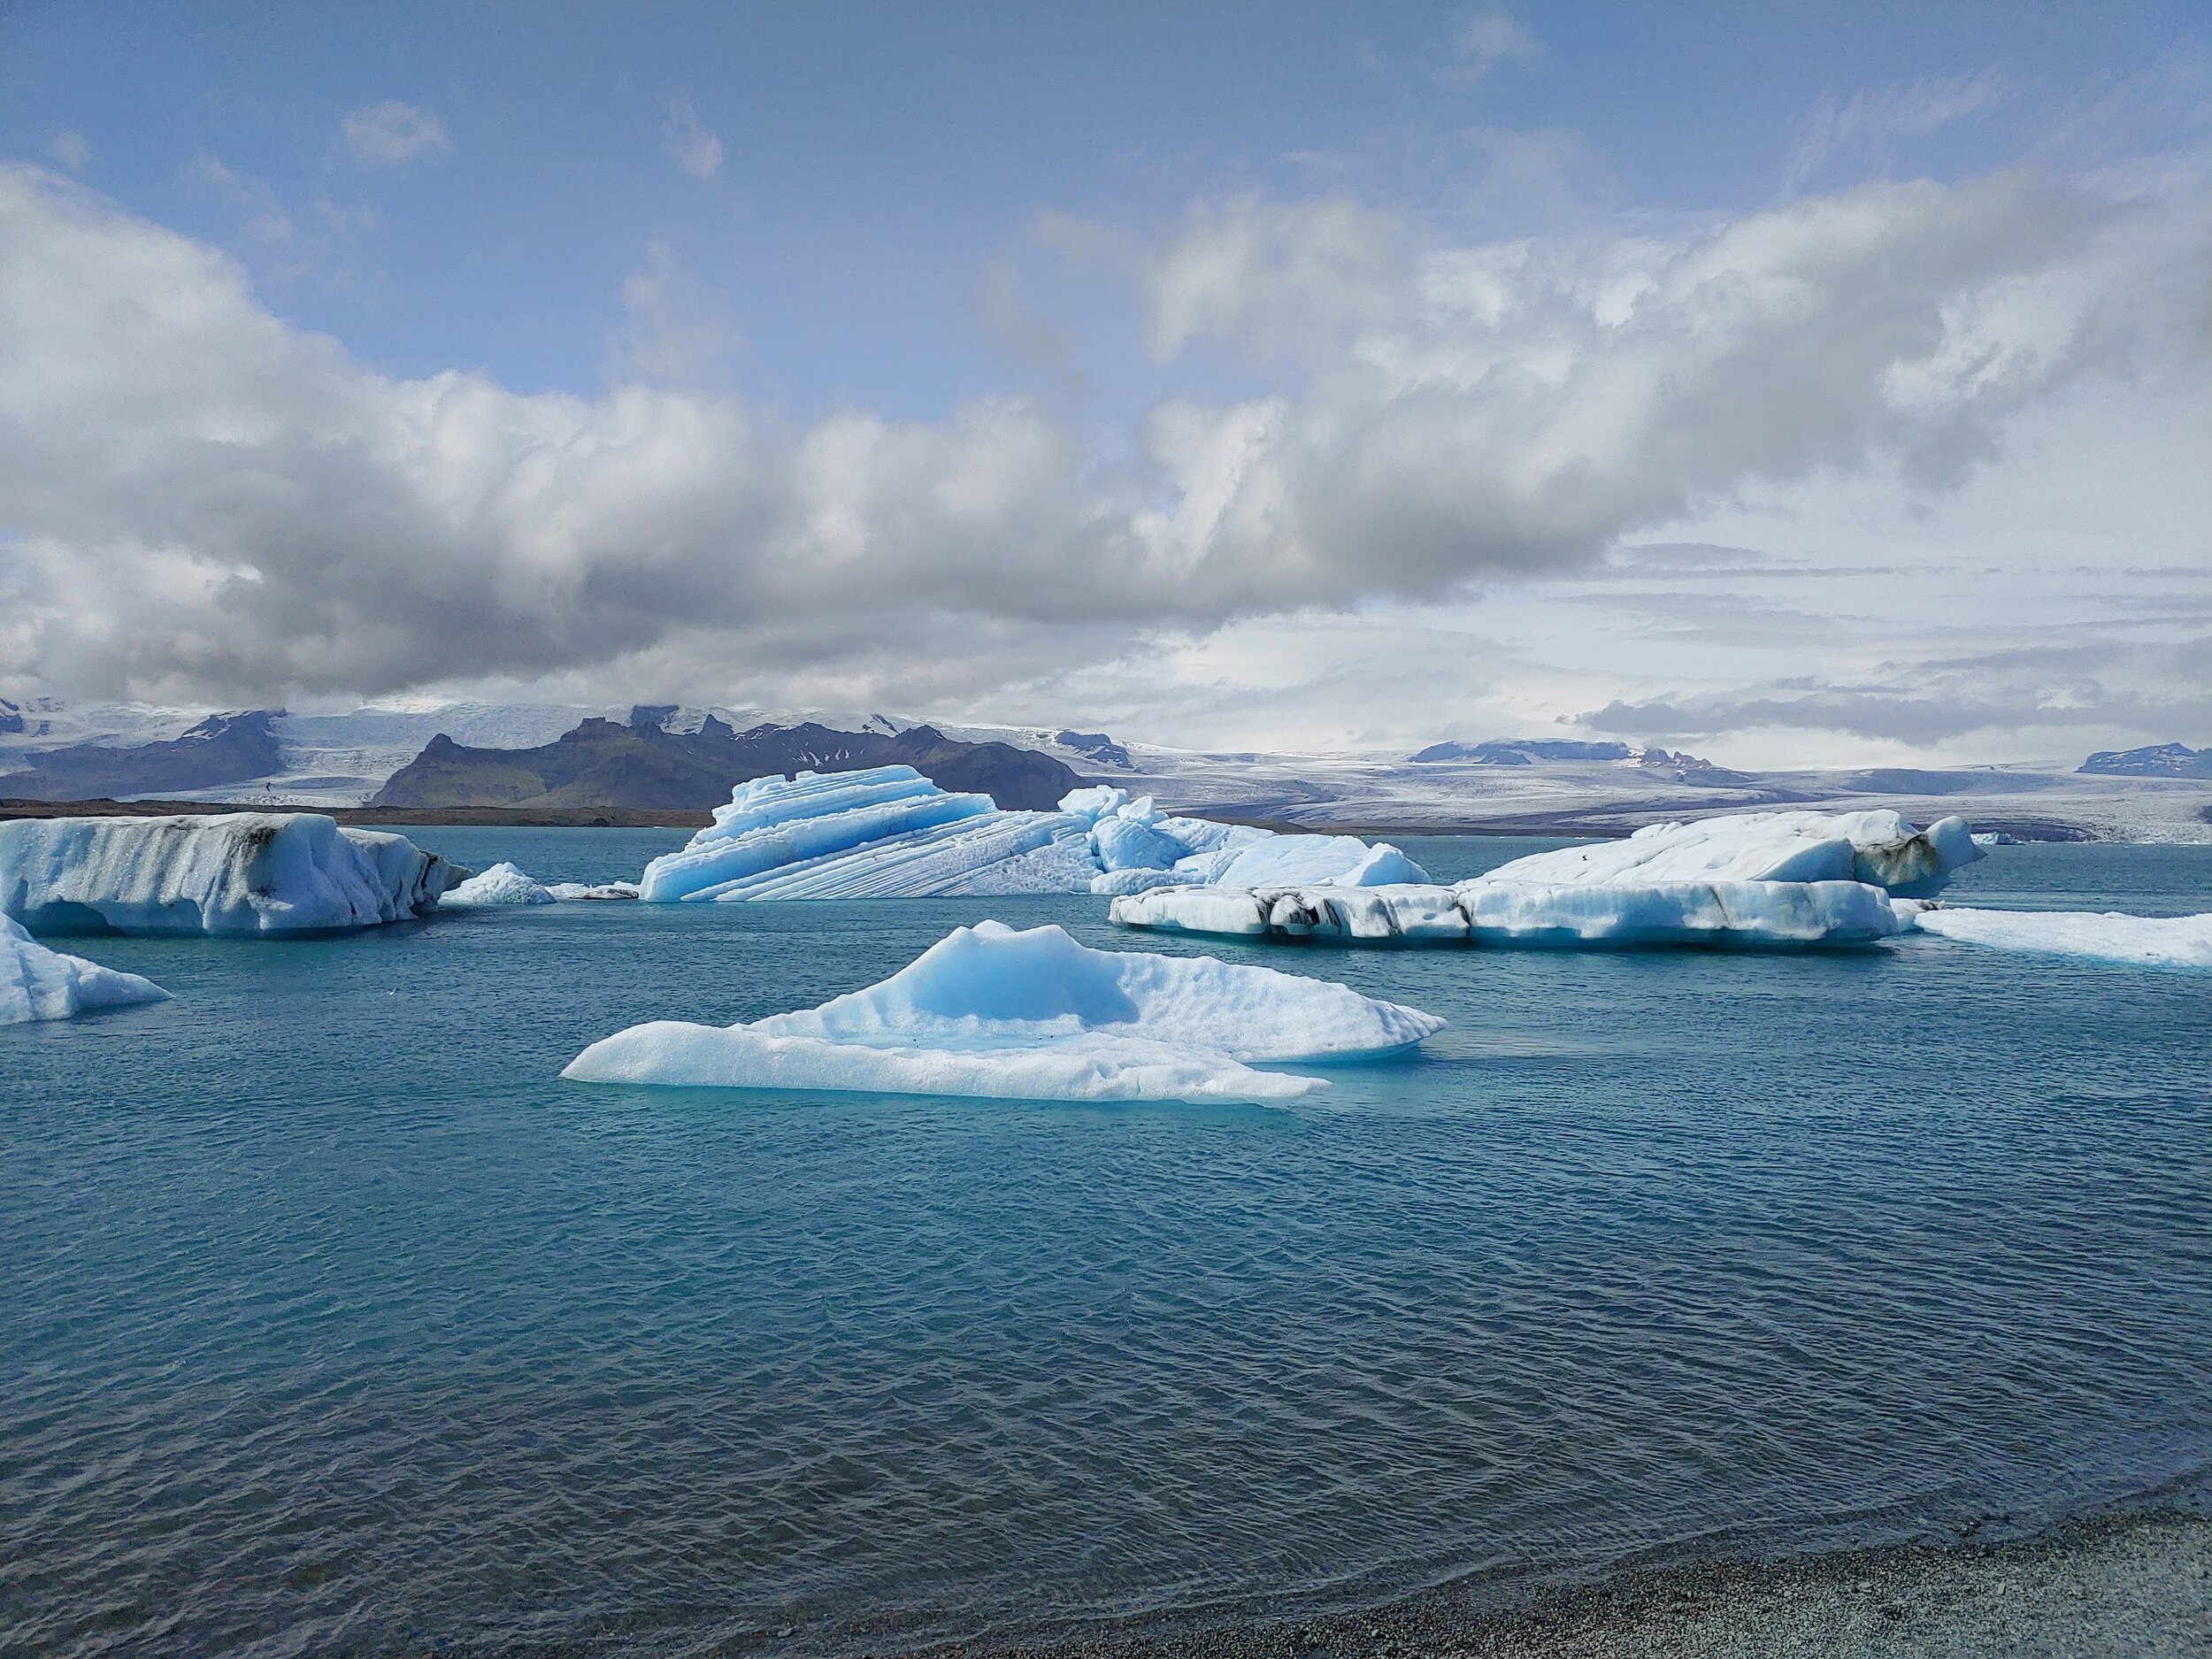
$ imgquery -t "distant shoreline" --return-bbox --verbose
[0,796,2111,842]
[965,1508,2209,1659]
[0,797,716,829]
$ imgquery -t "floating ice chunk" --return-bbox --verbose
[1457,879,1901,946]
[1171,836,1432,889]
[638,767,1009,901]
[1909,906,2212,967]
[1057,785,1131,825]
[935,830,1100,895]
[2,915,170,1024]
[1091,809,1192,872]
[442,862,557,906]
[1112,878,1901,948]
[544,880,641,902]
[638,765,1419,901]
[563,919,1444,1104]
[1970,832,2017,848]
[685,810,1080,901]
[1090,865,1190,897]
[1479,810,1980,897]
[0,813,465,935]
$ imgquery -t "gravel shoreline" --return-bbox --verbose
[957,1509,2210,1659]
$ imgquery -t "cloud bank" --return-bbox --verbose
[0,155,2204,728]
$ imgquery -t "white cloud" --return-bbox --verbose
[1784,70,2008,193]
[662,93,723,181]
[607,240,744,385]
[49,131,90,171]
[340,101,450,167]
[1440,10,1540,87]
[0,155,2205,763]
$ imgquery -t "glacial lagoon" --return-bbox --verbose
[4,830,2208,1654]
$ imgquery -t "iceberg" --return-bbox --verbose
[442,862,557,906]
[1113,878,1902,948]
[1109,810,1972,952]
[563,919,1444,1104]
[1909,905,2212,967]
[544,880,640,902]
[0,813,466,935]
[1477,809,1982,898]
[635,767,1427,902]
[3,915,169,1024]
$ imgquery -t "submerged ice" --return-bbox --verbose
[0,813,466,935]
[2,915,169,1025]
[1111,810,1976,950]
[1909,905,2212,967]
[563,919,1444,1104]
[636,768,1427,902]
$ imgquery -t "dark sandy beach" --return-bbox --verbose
[972,1510,2209,1659]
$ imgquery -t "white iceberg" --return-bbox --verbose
[1909,906,2212,967]
[2,915,170,1024]
[544,880,641,902]
[0,813,466,935]
[1477,809,1981,898]
[1110,809,1977,952]
[1112,878,1901,948]
[442,862,557,906]
[563,919,1444,1104]
[635,767,1426,902]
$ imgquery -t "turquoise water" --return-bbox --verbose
[4,832,2209,1655]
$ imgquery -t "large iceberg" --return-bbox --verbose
[1113,878,1903,948]
[1909,906,2212,967]
[1477,809,1981,898]
[0,813,466,935]
[1110,810,1970,950]
[564,919,1444,1104]
[636,768,1426,902]
[2,915,170,1024]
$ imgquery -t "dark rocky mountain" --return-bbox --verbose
[1410,739,1636,764]
[2079,742,2212,779]
[371,712,1087,812]
[0,699,25,736]
[1055,729,1133,768]
[0,710,283,801]
[1636,747,1754,786]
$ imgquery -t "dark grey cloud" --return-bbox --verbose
[0,157,2205,706]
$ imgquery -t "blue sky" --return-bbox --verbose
[9,0,2194,409]
[1,3,2208,760]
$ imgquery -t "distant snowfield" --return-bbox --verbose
[4,695,2211,841]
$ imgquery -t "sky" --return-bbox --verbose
[1,0,2208,764]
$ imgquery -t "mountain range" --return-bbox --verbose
[369,711,1086,812]
[5,696,2212,841]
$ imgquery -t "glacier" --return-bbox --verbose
[563,919,1445,1104]
[2,915,170,1025]
[1110,810,1977,949]
[0,813,467,935]
[635,769,1427,902]
[1909,905,2212,967]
